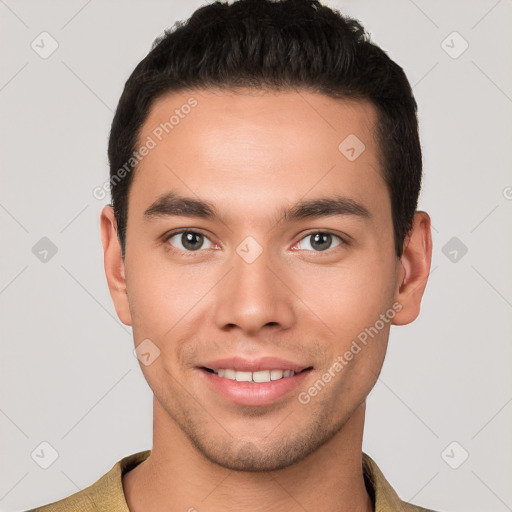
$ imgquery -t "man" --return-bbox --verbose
[29,0,436,510]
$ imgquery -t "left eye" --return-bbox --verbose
[296,232,343,252]
[167,231,214,252]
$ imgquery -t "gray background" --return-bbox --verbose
[1,0,511,511]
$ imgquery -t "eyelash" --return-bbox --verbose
[162,229,349,255]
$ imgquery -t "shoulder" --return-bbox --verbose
[25,450,151,512]
[362,452,441,512]
[399,503,439,512]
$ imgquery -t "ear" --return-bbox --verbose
[100,206,132,326]
[392,211,432,326]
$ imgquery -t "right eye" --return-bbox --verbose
[165,231,215,252]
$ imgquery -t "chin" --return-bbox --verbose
[200,441,305,472]
[192,422,340,473]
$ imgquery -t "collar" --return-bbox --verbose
[88,450,427,512]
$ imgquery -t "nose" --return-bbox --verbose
[212,248,296,336]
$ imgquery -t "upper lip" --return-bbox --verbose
[200,356,311,373]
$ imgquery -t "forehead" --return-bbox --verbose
[129,88,387,223]
[141,87,379,153]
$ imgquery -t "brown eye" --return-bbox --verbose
[297,232,342,252]
[167,231,213,252]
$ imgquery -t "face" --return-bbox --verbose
[102,88,423,471]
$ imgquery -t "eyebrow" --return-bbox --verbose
[143,191,371,223]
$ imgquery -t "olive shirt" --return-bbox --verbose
[27,450,437,512]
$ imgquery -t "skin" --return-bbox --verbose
[101,88,432,512]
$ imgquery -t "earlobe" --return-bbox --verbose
[392,211,432,326]
[100,206,133,326]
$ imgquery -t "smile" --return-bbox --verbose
[204,368,297,383]
[200,363,313,406]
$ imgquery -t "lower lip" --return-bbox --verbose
[200,368,312,406]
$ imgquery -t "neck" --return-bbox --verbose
[123,399,373,512]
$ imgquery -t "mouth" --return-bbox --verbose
[202,367,311,383]
[198,357,313,406]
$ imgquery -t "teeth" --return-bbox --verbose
[235,371,252,382]
[224,369,236,380]
[271,370,284,380]
[213,369,297,383]
[253,370,271,383]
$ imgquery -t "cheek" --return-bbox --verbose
[125,252,181,338]
[294,257,396,341]
[311,267,394,401]
[125,249,221,345]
